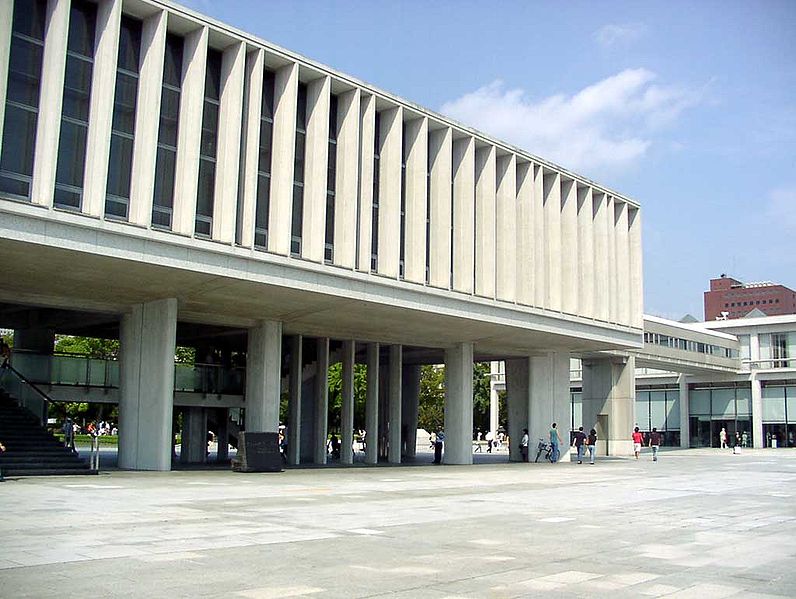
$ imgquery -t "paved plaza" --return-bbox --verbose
[1,449,795,598]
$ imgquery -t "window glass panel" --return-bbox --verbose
[111,72,137,134]
[666,389,680,430]
[787,387,796,424]
[62,57,92,120]
[762,386,786,423]
[571,391,582,430]
[735,386,751,417]
[158,87,180,147]
[690,389,710,415]
[258,120,272,173]
[0,105,37,179]
[650,390,667,430]
[196,159,215,218]
[106,134,133,202]
[635,390,649,430]
[738,335,750,361]
[711,388,735,419]
[7,37,43,106]
[116,17,141,73]
[55,120,88,188]
[13,0,47,39]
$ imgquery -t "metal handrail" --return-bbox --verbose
[0,364,52,425]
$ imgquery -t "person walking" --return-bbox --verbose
[485,430,494,453]
[519,429,529,462]
[587,428,597,464]
[572,426,587,464]
[549,423,562,463]
[649,427,661,462]
[632,427,644,460]
[719,427,727,449]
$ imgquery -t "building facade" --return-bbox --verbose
[0,0,643,469]
[704,275,796,321]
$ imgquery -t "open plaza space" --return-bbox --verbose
[1,449,795,598]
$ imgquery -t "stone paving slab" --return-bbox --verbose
[0,449,794,597]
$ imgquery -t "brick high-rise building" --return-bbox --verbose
[705,275,796,321]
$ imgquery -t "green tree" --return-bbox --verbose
[54,335,119,359]
[418,364,445,432]
[326,362,368,432]
[472,362,491,434]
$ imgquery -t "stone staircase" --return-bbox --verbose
[0,390,95,476]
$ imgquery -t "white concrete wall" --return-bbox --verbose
[428,127,452,289]
[403,117,428,284]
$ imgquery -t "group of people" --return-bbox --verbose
[632,426,662,461]
[472,429,505,453]
[61,418,117,450]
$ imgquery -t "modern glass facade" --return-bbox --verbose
[253,69,275,249]
[195,49,221,236]
[54,0,97,210]
[636,387,680,446]
[0,0,46,200]
[324,94,337,263]
[291,83,307,256]
[688,383,752,448]
[152,34,183,229]
[105,16,141,219]
[761,384,796,447]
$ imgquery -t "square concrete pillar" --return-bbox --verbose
[119,298,177,471]
[444,342,474,465]
[581,355,636,457]
[401,364,421,458]
[245,321,282,433]
[287,334,302,465]
[365,342,379,465]
[505,358,530,463]
[313,337,330,464]
[180,406,207,464]
[679,374,690,448]
[340,340,355,465]
[751,374,763,449]
[388,345,402,464]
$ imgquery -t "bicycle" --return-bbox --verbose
[535,438,553,462]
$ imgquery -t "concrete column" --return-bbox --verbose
[237,48,264,247]
[245,321,282,433]
[401,364,421,458]
[302,75,331,262]
[82,0,121,217]
[751,373,763,449]
[287,334,302,465]
[444,342,474,465]
[31,0,70,207]
[180,407,206,464]
[313,337,330,464]
[615,201,630,326]
[268,62,298,256]
[0,0,13,160]
[340,339,355,465]
[172,25,208,236]
[628,207,644,328]
[356,94,375,273]
[474,145,496,298]
[333,89,361,269]
[128,10,166,227]
[388,345,402,463]
[215,407,229,462]
[543,171,562,311]
[428,127,452,289]
[577,186,594,318]
[532,165,546,307]
[678,374,690,448]
[365,342,379,464]
[211,41,245,243]
[515,162,534,305]
[607,197,618,322]
[560,178,578,314]
[452,137,475,294]
[495,154,516,303]
[377,105,403,278]
[505,358,530,462]
[403,116,428,284]
[528,352,571,461]
[581,356,635,457]
[593,192,610,321]
[489,361,500,439]
[118,298,177,471]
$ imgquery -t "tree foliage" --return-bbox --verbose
[54,335,119,359]
[418,364,445,432]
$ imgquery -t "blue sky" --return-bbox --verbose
[184,0,795,320]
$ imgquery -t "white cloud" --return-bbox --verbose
[439,69,702,174]
[594,23,646,48]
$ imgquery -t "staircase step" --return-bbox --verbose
[3,468,97,476]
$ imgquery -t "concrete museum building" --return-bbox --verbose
[0,0,644,470]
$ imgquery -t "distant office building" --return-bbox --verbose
[704,275,796,321]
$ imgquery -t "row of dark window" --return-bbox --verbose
[724,299,781,308]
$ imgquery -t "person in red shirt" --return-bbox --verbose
[632,427,644,460]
